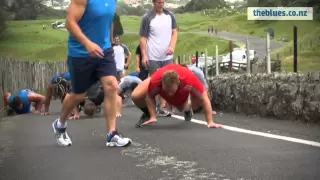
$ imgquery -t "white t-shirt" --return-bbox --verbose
[113,44,129,71]
[139,9,177,61]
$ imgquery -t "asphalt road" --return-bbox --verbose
[1,101,320,180]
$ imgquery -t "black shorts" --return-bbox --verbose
[67,48,116,94]
[79,92,104,107]
[91,91,104,106]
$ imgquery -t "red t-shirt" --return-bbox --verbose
[147,64,205,106]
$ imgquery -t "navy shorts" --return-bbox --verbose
[67,48,116,94]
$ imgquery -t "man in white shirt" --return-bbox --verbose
[113,36,131,80]
[139,0,178,117]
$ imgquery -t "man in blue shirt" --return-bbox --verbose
[4,90,45,115]
[51,0,132,147]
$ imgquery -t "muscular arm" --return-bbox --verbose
[139,15,150,60]
[140,37,147,59]
[66,0,90,47]
[44,84,53,113]
[126,52,132,66]
[136,54,140,69]
[169,12,178,49]
[147,79,160,119]
[123,45,132,66]
[146,95,157,119]
[28,93,45,112]
[169,29,178,49]
[110,23,114,43]
[199,91,215,125]
[3,92,11,107]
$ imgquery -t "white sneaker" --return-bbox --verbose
[52,119,72,146]
[106,131,132,147]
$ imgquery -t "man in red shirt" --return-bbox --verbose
[131,64,222,128]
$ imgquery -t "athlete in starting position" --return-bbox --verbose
[68,81,122,119]
[131,64,222,128]
[42,72,71,115]
[166,65,216,115]
[69,75,142,119]
[118,74,142,101]
[4,89,45,115]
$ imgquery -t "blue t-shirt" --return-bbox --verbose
[68,0,117,57]
[9,90,33,114]
[128,72,139,77]
[51,72,71,84]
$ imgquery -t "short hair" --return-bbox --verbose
[162,71,179,86]
[11,96,22,109]
[83,99,97,117]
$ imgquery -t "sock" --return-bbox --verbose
[106,131,116,141]
[139,107,150,116]
[56,118,67,128]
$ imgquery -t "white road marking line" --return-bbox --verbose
[171,115,320,148]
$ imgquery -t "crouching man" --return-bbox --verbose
[131,64,222,128]
[68,81,123,119]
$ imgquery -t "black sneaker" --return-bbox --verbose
[135,113,150,128]
[184,109,193,121]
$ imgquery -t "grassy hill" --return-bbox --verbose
[0,19,230,72]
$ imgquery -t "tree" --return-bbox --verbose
[175,0,227,13]
[0,0,9,38]
[55,0,65,9]
[113,13,123,36]
[8,0,45,20]
[247,0,258,7]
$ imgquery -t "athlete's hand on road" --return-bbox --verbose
[85,41,104,59]
[207,123,223,128]
[166,47,174,55]
[69,115,80,120]
[41,112,50,116]
[141,118,157,126]
[142,56,149,68]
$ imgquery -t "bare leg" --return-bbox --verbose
[116,95,122,117]
[3,92,11,107]
[100,76,118,133]
[59,93,86,124]
[131,78,150,108]
[131,78,152,127]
